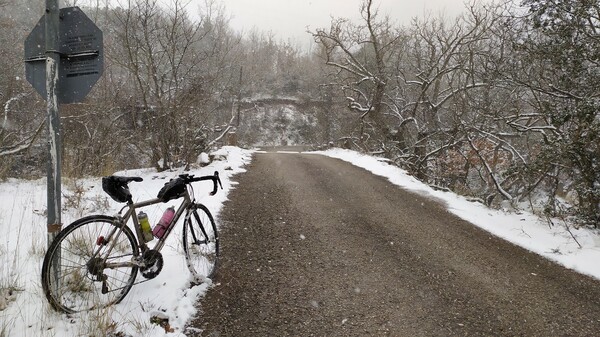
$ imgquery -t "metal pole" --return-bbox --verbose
[46,0,62,245]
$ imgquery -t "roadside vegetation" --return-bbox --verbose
[0,0,597,226]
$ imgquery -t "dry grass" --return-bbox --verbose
[75,308,121,337]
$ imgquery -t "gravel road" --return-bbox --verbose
[186,152,600,336]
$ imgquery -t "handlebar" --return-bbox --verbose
[180,171,223,196]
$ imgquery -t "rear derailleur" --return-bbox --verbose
[86,257,110,294]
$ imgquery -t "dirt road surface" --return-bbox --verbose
[186,152,600,336]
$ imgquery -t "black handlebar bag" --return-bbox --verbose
[157,178,186,202]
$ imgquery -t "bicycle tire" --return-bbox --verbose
[41,215,139,313]
[183,203,219,283]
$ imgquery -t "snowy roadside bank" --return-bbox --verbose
[0,146,253,337]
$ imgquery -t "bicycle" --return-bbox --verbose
[41,171,222,313]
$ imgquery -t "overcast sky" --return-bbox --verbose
[74,0,471,48]
[211,0,469,47]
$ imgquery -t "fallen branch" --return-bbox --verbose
[546,216,582,249]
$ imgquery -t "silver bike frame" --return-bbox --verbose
[95,189,194,269]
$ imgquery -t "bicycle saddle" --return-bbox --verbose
[110,176,143,184]
[102,176,143,203]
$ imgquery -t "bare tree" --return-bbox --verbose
[112,0,233,170]
[396,4,503,176]
[0,0,47,177]
[312,0,403,151]
[0,94,44,157]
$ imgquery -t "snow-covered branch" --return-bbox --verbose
[0,120,44,157]
[3,93,28,129]
[466,134,513,201]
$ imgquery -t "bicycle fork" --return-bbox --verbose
[188,208,210,245]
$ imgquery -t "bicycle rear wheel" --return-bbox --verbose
[183,203,219,283]
[41,215,139,313]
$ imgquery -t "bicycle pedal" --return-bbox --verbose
[99,274,109,294]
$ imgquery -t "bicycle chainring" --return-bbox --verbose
[140,249,163,279]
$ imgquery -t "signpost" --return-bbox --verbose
[24,1,103,246]
[25,6,104,104]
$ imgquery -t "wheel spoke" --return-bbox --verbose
[183,204,219,282]
[41,216,139,313]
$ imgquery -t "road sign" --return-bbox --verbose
[24,6,103,104]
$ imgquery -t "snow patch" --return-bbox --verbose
[0,146,254,337]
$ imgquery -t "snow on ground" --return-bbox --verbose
[0,146,253,337]
[1,146,599,337]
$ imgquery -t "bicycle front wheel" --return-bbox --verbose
[183,203,219,283]
[41,215,139,313]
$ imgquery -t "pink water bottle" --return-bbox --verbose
[153,207,175,239]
